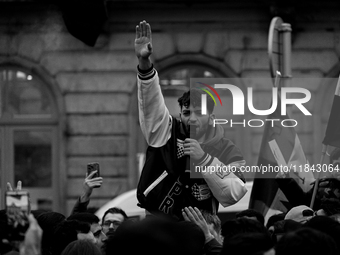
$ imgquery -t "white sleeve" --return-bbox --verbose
[197,155,248,207]
[137,68,172,147]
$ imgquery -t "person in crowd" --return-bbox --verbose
[221,217,270,243]
[71,170,103,215]
[101,207,128,235]
[0,212,43,255]
[19,214,43,255]
[284,205,316,224]
[235,209,265,225]
[60,240,102,255]
[200,210,223,244]
[134,20,247,221]
[67,213,106,249]
[103,216,205,255]
[182,206,222,255]
[268,219,302,243]
[265,213,286,229]
[275,227,338,255]
[220,232,274,255]
[305,215,340,252]
[36,211,66,255]
[276,148,340,215]
[50,220,96,255]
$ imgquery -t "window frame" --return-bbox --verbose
[0,64,64,212]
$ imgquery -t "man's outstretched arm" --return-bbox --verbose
[135,21,172,147]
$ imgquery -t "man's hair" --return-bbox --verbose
[221,232,274,255]
[200,210,221,234]
[275,227,338,255]
[177,88,215,113]
[104,217,205,255]
[51,220,91,255]
[61,240,102,255]
[102,207,128,223]
[67,212,99,225]
[304,216,340,252]
[266,213,286,229]
[236,209,265,225]
[221,218,270,242]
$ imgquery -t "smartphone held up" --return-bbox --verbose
[5,190,30,242]
[87,162,100,179]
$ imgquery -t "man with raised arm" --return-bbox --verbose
[135,20,247,220]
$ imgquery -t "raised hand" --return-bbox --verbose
[182,206,215,243]
[80,171,103,203]
[19,214,43,255]
[7,180,22,191]
[184,138,205,161]
[135,20,152,60]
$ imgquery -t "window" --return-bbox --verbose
[0,66,60,211]
[159,64,221,116]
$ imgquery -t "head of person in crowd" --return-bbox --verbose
[304,215,340,252]
[221,232,274,255]
[221,217,270,244]
[67,212,106,248]
[60,239,102,255]
[275,227,338,255]
[329,213,340,223]
[200,210,223,244]
[0,210,12,255]
[36,211,66,255]
[177,88,215,139]
[51,219,96,255]
[308,148,340,216]
[284,205,315,224]
[268,219,302,243]
[315,178,340,216]
[235,209,265,225]
[103,216,205,255]
[266,212,286,229]
[101,207,128,235]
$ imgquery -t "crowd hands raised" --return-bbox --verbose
[3,177,340,255]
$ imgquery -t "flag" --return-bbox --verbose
[249,95,315,222]
[323,77,340,148]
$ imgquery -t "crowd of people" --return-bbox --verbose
[2,20,340,255]
[1,178,340,255]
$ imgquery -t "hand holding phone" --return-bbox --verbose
[84,163,102,192]
[5,190,30,243]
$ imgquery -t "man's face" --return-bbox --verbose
[102,213,125,234]
[180,104,213,140]
[91,223,106,248]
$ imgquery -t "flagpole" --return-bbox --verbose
[310,144,328,209]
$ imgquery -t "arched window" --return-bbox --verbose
[159,64,222,116]
[0,66,61,211]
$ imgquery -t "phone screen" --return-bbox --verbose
[6,191,29,213]
[5,190,30,242]
[87,162,100,178]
